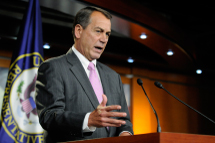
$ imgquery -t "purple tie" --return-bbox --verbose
[88,62,103,104]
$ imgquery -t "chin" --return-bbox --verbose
[93,56,101,60]
[91,54,102,60]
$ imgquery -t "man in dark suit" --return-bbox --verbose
[35,6,133,143]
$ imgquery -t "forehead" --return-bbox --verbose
[89,11,111,30]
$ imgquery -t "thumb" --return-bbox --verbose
[100,94,107,107]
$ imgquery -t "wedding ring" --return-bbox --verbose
[98,110,101,114]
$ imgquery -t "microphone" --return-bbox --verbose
[137,78,161,132]
[154,81,215,124]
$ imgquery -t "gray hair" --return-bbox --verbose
[72,6,112,40]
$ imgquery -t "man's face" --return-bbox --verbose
[75,11,111,61]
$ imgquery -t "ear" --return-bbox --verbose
[74,24,82,39]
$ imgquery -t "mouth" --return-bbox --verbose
[94,46,103,51]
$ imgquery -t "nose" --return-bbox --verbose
[100,33,108,44]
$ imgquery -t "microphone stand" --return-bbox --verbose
[137,79,161,132]
[154,81,215,124]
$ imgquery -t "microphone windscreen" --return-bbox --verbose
[137,78,143,85]
[154,81,163,89]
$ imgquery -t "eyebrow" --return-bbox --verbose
[95,27,111,35]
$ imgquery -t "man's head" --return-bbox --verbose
[72,6,112,40]
[73,6,112,61]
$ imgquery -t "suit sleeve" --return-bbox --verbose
[116,74,134,135]
[35,61,85,137]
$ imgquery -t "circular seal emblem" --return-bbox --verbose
[10,68,43,133]
[1,53,44,142]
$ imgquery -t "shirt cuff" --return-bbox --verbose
[82,112,96,132]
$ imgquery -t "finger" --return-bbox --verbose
[104,105,121,112]
[101,111,127,118]
[100,94,107,107]
[101,118,126,126]
[99,123,122,127]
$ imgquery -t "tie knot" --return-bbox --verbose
[88,62,95,71]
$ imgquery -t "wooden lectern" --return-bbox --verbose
[65,132,215,143]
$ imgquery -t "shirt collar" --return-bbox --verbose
[72,45,97,68]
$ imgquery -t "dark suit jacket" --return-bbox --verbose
[35,48,133,143]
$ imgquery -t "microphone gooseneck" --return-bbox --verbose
[154,81,163,89]
[154,81,215,124]
[137,78,143,85]
[137,78,161,132]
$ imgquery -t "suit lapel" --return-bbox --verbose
[66,49,113,134]
[66,49,99,109]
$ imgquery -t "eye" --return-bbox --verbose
[96,30,101,33]
[106,33,110,37]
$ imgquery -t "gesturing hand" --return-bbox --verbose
[88,94,127,128]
